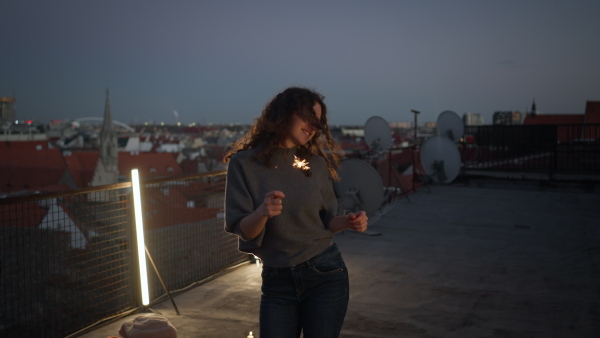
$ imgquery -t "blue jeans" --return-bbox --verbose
[259,243,349,338]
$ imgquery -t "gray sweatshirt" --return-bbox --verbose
[224,147,337,267]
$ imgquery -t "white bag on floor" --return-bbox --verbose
[119,315,177,338]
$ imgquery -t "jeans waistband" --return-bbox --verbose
[292,243,339,269]
[263,243,340,270]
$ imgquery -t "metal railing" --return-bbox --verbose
[365,124,600,193]
[0,172,248,338]
[459,124,600,181]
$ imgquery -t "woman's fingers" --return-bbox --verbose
[347,211,368,232]
[263,190,285,218]
[266,190,285,199]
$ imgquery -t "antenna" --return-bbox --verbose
[364,116,392,153]
[411,109,420,191]
[334,158,384,218]
[420,136,461,184]
[421,110,465,184]
[334,158,384,236]
[436,110,464,142]
[333,115,406,234]
[418,110,463,184]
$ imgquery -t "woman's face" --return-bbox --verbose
[282,102,322,148]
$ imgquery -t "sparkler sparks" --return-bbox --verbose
[293,155,310,171]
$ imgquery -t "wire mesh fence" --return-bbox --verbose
[140,173,246,300]
[0,172,248,338]
[1,184,134,338]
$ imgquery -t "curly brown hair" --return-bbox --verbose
[223,87,342,181]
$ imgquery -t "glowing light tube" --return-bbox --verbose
[131,169,150,306]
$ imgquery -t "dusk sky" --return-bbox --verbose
[2,0,599,126]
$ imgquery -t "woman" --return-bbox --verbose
[224,87,368,338]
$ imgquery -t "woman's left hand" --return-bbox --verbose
[346,211,368,232]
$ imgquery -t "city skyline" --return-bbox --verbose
[2,1,599,126]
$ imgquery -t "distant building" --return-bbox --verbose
[583,101,600,140]
[523,113,584,125]
[463,113,484,126]
[340,127,364,137]
[91,89,119,188]
[389,121,411,129]
[493,111,523,125]
[0,95,16,123]
[0,141,78,196]
[521,99,596,125]
[521,100,600,143]
[583,101,600,124]
[423,121,437,129]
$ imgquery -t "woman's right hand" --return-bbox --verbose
[260,190,285,218]
[239,190,285,239]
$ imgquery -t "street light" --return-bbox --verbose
[411,110,420,191]
[131,169,150,306]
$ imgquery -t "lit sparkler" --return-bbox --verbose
[293,155,310,171]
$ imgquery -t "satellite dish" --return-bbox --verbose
[333,158,384,217]
[420,136,461,184]
[364,116,392,151]
[436,110,464,142]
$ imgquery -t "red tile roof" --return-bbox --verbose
[119,152,183,178]
[0,148,68,194]
[142,185,219,229]
[522,104,600,140]
[523,114,584,125]
[0,140,49,150]
[1,202,47,227]
[583,101,600,139]
[584,101,600,124]
[63,151,185,186]
[64,151,99,188]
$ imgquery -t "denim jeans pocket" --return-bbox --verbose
[261,266,278,281]
[311,252,346,275]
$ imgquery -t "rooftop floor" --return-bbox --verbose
[78,179,600,338]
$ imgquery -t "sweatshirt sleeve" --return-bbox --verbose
[224,154,265,247]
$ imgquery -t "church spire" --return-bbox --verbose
[93,88,119,186]
[531,98,537,116]
[103,88,113,131]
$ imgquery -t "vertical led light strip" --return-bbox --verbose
[131,169,150,306]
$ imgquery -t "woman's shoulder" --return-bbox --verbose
[230,147,260,162]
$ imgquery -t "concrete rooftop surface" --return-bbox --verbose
[77,179,600,338]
